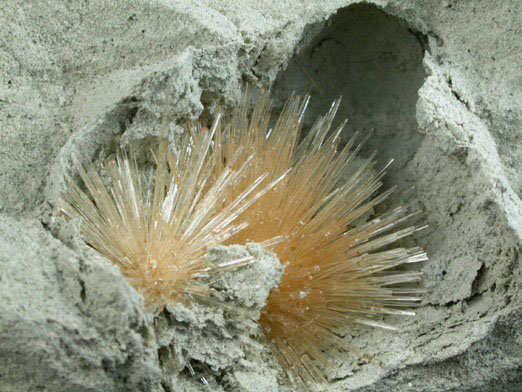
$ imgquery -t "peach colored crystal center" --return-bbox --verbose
[63,90,427,387]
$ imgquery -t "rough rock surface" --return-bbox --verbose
[0,1,520,391]
[0,214,162,392]
[154,243,284,392]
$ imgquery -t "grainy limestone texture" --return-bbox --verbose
[0,1,520,391]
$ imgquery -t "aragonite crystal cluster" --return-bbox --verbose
[62,89,427,387]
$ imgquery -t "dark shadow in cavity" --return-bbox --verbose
[272,3,427,195]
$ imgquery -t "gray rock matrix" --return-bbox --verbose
[0,1,520,391]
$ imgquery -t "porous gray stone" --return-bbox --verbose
[153,243,284,392]
[0,214,162,392]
